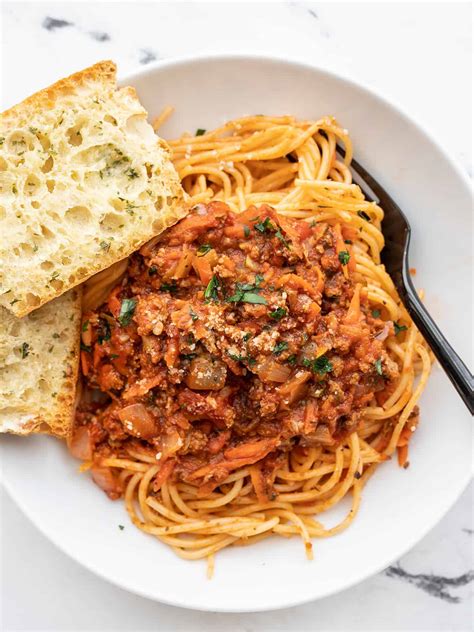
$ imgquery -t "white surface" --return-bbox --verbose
[1,50,473,611]
[0,1,473,629]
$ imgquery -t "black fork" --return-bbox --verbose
[336,146,473,414]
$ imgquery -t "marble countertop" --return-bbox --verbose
[0,2,472,630]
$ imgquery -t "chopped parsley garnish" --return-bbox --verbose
[394,322,408,336]
[82,320,89,332]
[243,225,250,238]
[180,353,197,361]
[148,266,158,276]
[275,228,290,249]
[302,355,333,375]
[273,341,289,356]
[254,217,274,234]
[118,525,125,530]
[269,306,287,321]
[189,307,199,321]
[118,298,137,327]
[371,309,381,318]
[227,275,267,305]
[228,351,256,366]
[253,216,290,249]
[374,358,383,376]
[20,342,30,359]
[50,271,60,282]
[159,281,178,293]
[344,239,352,245]
[243,332,252,342]
[109,354,119,360]
[286,354,297,366]
[99,240,111,252]
[80,342,91,352]
[52,333,60,339]
[204,275,220,301]
[195,128,206,136]
[357,210,371,222]
[98,318,111,343]
[197,244,212,256]
[338,250,350,265]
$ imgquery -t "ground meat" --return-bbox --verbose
[77,202,400,494]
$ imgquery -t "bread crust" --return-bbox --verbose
[1,61,117,127]
[0,61,186,318]
[0,288,82,439]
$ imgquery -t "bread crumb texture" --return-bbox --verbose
[0,289,81,437]
[0,61,185,317]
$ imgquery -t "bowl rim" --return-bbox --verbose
[2,52,473,613]
[119,51,472,193]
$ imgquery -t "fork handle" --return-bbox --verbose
[402,267,474,414]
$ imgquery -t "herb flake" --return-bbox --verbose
[302,355,333,375]
[394,322,408,336]
[204,275,220,301]
[159,281,178,294]
[254,217,274,234]
[197,244,212,257]
[227,275,267,305]
[118,298,137,327]
[273,341,289,356]
[98,318,111,344]
[269,307,287,321]
[338,250,350,265]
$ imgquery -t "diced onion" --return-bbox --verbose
[91,466,121,496]
[69,425,92,460]
[161,430,183,458]
[118,403,158,439]
[258,359,291,383]
[375,323,390,341]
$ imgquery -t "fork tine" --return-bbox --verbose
[336,144,410,226]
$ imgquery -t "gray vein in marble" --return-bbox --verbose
[41,16,110,43]
[385,564,474,604]
[138,49,158,65]
[42,16,73,31]
[462,528,473,535]
[88,31,111,42]
[288,2,330,38]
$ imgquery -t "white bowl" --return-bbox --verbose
[1,54,472,612]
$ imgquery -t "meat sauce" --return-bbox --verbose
[76,202,399,497]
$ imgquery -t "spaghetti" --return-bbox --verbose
[73,114,431,576]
